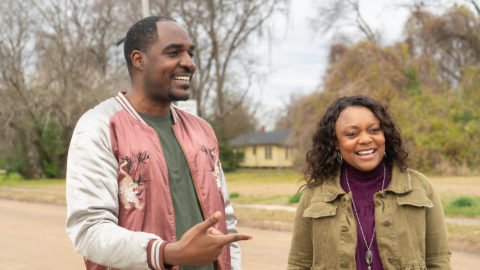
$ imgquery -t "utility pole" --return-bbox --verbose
[141,0,150,18]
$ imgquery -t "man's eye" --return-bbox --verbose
[167,51,179,56]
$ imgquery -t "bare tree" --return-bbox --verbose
[471,0,480,15]
[310,0,377,44]
[33,0,128,139]
[404,5,480,88]
[0,0,128,178]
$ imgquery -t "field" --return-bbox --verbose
[1,169,479,253]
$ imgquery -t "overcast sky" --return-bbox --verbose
[253,0,467,130]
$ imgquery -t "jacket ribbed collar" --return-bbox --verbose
[115,91,180,124]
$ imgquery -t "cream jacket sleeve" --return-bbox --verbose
[66,109,161,270]
[218,165,242,270]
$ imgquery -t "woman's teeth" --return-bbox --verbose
[357,149,375,155]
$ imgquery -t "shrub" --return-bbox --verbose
[450,197,478,208]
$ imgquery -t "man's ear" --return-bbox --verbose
[131,50,146,71]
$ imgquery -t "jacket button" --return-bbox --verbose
[383,220,391,226]
[341,226,348,232]
[388,257,394,263]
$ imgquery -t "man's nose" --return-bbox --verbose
[180,53,196,73]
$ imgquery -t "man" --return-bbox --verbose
[66,16,250,270]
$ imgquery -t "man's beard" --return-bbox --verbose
[168,91,189,102]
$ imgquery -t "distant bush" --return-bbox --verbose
[450,197,478,208]
[230,192,240,199]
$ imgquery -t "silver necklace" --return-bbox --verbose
[345,163,386,270]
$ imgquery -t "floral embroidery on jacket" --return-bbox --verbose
[118,152,150,209]
[201,145,221,189]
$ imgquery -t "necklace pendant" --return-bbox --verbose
[368,266,371,270]
[366,249,373,265]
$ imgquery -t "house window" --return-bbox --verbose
[285,147,289,159]
[265,146,272,160]
[253,146,256,155]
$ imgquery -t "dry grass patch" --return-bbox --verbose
[0,175,66,204]
[430,176,480,197]
[234,206,295,231]
[0,186,66,204]
[448,224,480,254]
[226,169,303,205]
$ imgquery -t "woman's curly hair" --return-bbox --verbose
[304,95,408,188]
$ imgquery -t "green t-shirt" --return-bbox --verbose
[140,112,214,270]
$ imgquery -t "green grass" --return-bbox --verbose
[288,192,302,204]
[0,173,66,204]
[0,172,65,185]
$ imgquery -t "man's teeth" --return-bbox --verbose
[357,149,375,155]
[174,76,190,81]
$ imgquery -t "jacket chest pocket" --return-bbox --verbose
[396,190,433,229]
[303,202,344,268]
[392,191,433,266]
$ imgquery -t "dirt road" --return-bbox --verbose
[0,199,477,269]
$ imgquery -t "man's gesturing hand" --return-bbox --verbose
[163,211,252,266]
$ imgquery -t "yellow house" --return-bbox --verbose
[230,129,294,168]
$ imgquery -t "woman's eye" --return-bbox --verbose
[346,132,357,137]
[370,128,381,134]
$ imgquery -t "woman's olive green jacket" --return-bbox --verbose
[287,165,451,270]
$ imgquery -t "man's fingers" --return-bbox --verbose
[207,227,224,236]
[217,233,252,246]
[197,211,222,231]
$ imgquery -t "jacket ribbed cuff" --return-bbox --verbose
[147,239,170,270]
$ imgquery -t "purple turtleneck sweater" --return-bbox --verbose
[340,159,391,270]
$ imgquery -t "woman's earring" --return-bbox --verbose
[336,151,343,164]
[384,151,387,158]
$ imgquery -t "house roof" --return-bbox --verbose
[230,129,293,147]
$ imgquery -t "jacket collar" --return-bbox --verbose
[385,165,412,194]
[115,91,179,124]
[320,164,412,202]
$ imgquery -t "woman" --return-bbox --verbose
[287,96,451,270]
